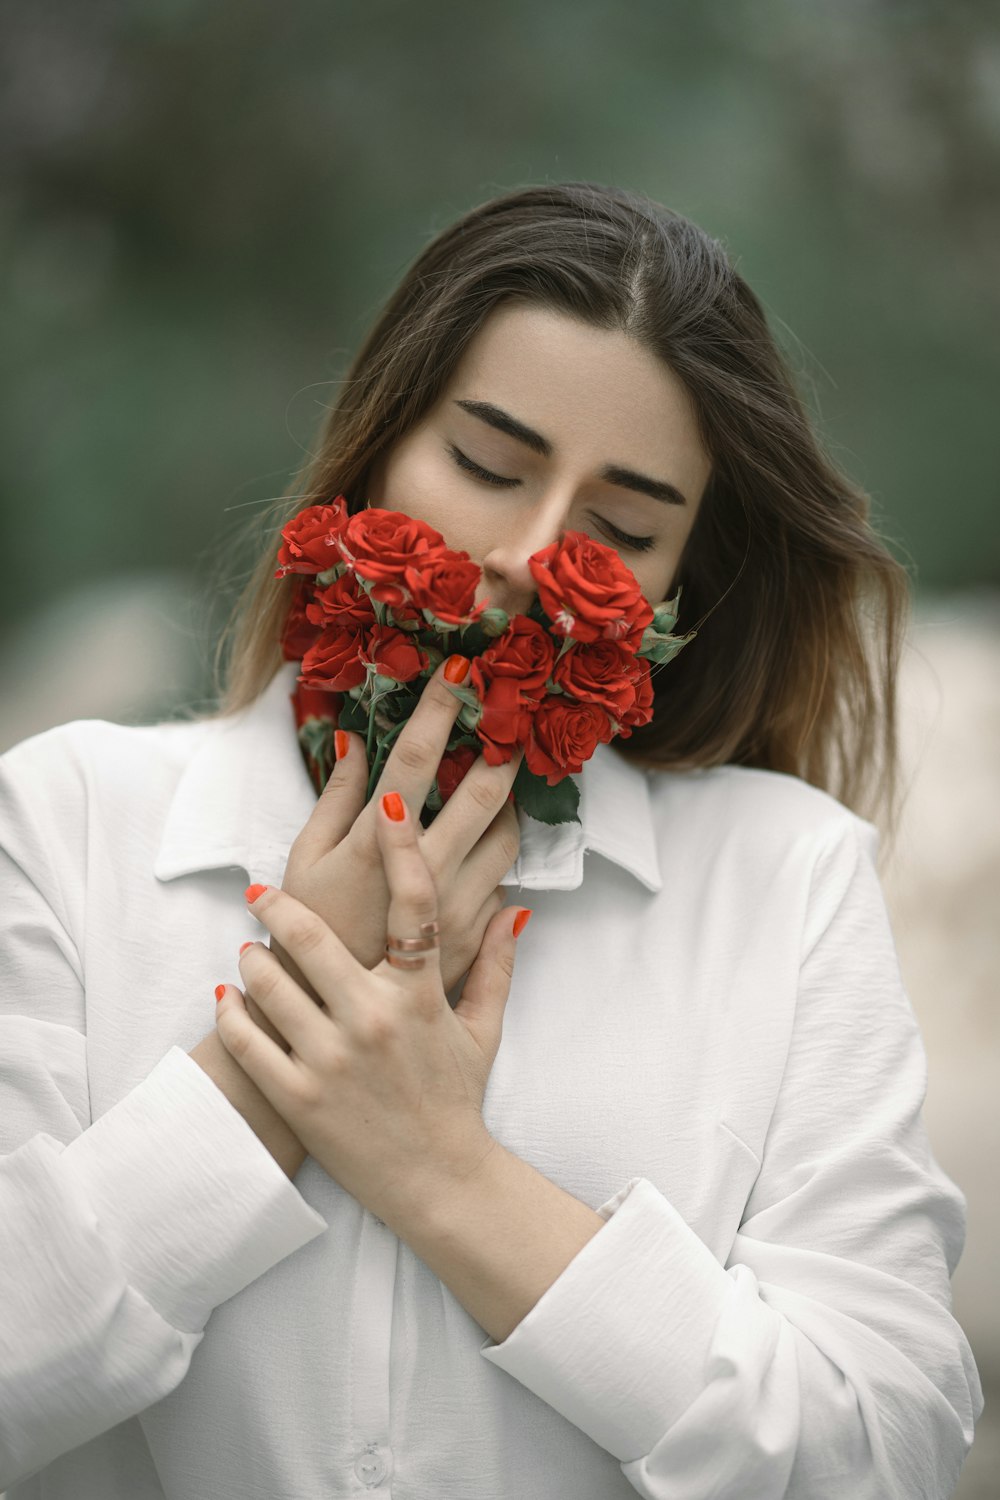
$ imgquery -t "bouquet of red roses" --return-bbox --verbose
[276,496,695,826]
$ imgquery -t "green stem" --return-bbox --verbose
[365,679,379,763]
[366,716,409,802]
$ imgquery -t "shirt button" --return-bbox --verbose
[354,1445,388,1487]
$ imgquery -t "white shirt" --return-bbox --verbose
[0,661,981,1499]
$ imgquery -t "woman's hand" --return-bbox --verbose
[271,656,522,1007]
[214,790,531,1229]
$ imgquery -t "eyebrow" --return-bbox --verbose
[453,399,689,507]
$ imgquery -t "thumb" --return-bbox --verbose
[452,906,532,1059]
[295,729,368,856]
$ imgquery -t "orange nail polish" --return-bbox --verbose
[214,984,226,1002]
[381,790,406,821]
[245,883,268,903]
[444,654,470,684]
[512,908,533,939]
[239,941,253,955]
[334,730,348,759]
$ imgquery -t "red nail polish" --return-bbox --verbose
[214,984,226,1002]
[443,654,470,684]
[239,941,253,955]
[245,884,268,903]
[512,908,532,939]
[382,790,405,822]
[334,730,348,760]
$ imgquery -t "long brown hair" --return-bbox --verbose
[207,182,911,849]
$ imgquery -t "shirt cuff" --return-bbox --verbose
[480,1176,734,1460]
[64,1045,328,1333]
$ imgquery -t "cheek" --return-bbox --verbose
[376,445,480,547]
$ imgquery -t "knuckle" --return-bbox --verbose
[393,735,434,774]
[358,1002,397,1049]
[283,912,326,956]
[399,869,436,913]
[251,963,284,1003]
[467,774,500,815]
[499,828,521,867]
[497,950,516,981]
[222,1021,252,1064]
[293,1071,323,1111]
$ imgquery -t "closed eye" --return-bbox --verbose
[446,444,656,553]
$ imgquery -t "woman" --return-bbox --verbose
[0,182,981,1498]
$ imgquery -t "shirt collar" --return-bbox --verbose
[154,662,663,894]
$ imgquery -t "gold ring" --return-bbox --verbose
[385,950,429,970]
[385,934,438,951]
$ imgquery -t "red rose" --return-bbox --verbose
[468,665,536,767]
[552,638,639,722]
[523,695,614,785]
[529,531,654,649]
[281,577,319,661]
[337,507,447,585]
[477,615,556,701]
[436,743,479,804]
[306,571,378,630]
[275,496,350,577]
[299,625,368,691]
[617,658,655,737]
[405,549,485,626]
[292,682,342,730]
[362,624,430,684]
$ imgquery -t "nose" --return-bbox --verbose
[478,500,571,617]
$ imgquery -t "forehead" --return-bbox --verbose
[440,302,711,493]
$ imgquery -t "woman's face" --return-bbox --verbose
[366,302,713,619]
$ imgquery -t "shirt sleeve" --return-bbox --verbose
[479,816,984,1499]
[0,736,328,1491]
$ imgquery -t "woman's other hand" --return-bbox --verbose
[216,797,530,1226]
[271,656,522,1006]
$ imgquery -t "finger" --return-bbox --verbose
[244,882,366,1021]
[449,800,521,892]
[292,728,368,860]
[367,656,469,820]
[238,940,332,1057]
[422,744,523,879]
[214,982,301,1103]
[374,790,442,997]
[451,903,529,1057]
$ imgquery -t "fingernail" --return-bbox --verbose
[506,791,515,805]
[512,908,532,939]
[239,941,253,955]
[334,729,348,759]
[245,883,268,903]
[381,790,406,821]
[443,654,470,684]
[214,984,226,1002]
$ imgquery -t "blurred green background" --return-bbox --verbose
[2,0,999,674]
[1,4,998,1495]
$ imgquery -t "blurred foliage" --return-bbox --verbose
[1,0,999,641]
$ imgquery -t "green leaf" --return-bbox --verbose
[336,696,369,734]
[441,679,481,711]
[457,621,490,655]
[477,607,510,637]
[421,608,461,633]
[639,629,697,664]
[512,759,581,825]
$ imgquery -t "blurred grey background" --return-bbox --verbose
[1,2,997,1494]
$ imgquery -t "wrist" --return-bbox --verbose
[377,1125,502,1240]
[189,1028,307,1181]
